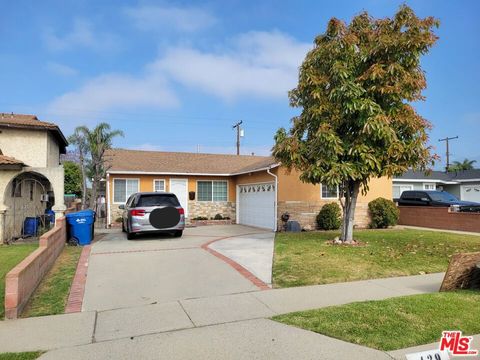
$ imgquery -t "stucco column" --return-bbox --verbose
[52,204,67,222]
[0,208,6,244]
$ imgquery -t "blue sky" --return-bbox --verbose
[1,0,479,169]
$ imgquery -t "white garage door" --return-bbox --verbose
[461,185,480,202]
[238,182,275,230]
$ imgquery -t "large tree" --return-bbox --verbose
[273,6,439,242]
[63,161,83,196]
[69,123,123,212]
[68,129,89,209]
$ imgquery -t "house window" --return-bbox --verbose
[11,179,21,197]
[424,183,436,190]
[113,179,139,203]
[197,181,228,201]
[393,185,413,198]
[321,184,338,199]
[154,179,165,192]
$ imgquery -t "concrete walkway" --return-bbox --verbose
[396,225,480,236]
[0,225,452,359]
[209,232,275,285]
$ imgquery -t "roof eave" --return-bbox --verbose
[106,163,280,177]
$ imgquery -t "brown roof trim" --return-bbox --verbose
[0,155,25,169]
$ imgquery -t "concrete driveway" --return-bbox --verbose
[0,224,447,359]
[82,225,271,311]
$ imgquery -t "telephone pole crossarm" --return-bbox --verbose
[438,136,459,171]
[232,120,243,155]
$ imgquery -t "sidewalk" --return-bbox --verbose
[396,225,480,236]
[0,273,444,356]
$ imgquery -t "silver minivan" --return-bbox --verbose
[119,192,185,240]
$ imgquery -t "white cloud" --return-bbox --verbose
[46,30,309,128]
[155,31,311,100]
[43,18,121,52]
[124,5,217,33]
[47,72,179,121]
[46,62,78,76]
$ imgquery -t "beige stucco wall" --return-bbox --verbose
[46,132,60,167]
[0,128,60,168]
[0,129,47,167]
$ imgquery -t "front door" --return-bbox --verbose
[170,179,188,217]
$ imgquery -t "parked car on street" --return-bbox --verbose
[397,190,480,212]
[119,192,185,240]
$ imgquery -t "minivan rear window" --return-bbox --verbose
[137,194,180,207]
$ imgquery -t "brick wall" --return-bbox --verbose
[398,206,480,233]
[277,200,371,230]
[187,201,236,221]
[4,217,67,319]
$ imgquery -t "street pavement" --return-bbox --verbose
[0,225,450,359]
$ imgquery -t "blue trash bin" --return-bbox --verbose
[66,209,95,245]
[23,217,40,237]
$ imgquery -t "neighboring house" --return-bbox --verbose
[105,149,392,231]
[0,113,68,243]
[393,169,480,202]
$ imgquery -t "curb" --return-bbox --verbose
[201,235,271,291]
[65,245,91,313]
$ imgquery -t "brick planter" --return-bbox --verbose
[189,219,235,226]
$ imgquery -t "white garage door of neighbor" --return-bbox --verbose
[461,185,480,202]
[238,182,275,230]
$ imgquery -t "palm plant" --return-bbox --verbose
[68,129,89,209]
[70,123,124,212]
[450,158,477,171]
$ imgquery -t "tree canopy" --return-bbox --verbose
[450,158,477,171]
[63,161,82,196]
[273,5,439,241]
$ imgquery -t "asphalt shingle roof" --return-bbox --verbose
[395,169,480,182]
[105,148,278,175]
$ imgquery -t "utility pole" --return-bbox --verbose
[232,120,243,155]
[438,136,458,171]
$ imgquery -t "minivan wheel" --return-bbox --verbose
[121,221,126,232]
[173,230,183,238]
[127,231,135,240]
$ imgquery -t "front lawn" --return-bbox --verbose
[273,291,480,351]
[273,229,480,287]
[0,352,42,360]
[0,244,38,319]
[22,246,82,318]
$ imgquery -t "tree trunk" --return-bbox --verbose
[79,148,87,210]
[91,167,98,214]
[340,181,360,243]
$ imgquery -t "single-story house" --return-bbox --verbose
[393,169,480,202]
[0,113,68,243]
[105,149,392,231]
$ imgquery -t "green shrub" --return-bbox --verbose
[214,213,223,220]
[368,197,399,228]
[316,203,342,230]
[193,216,208,220]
